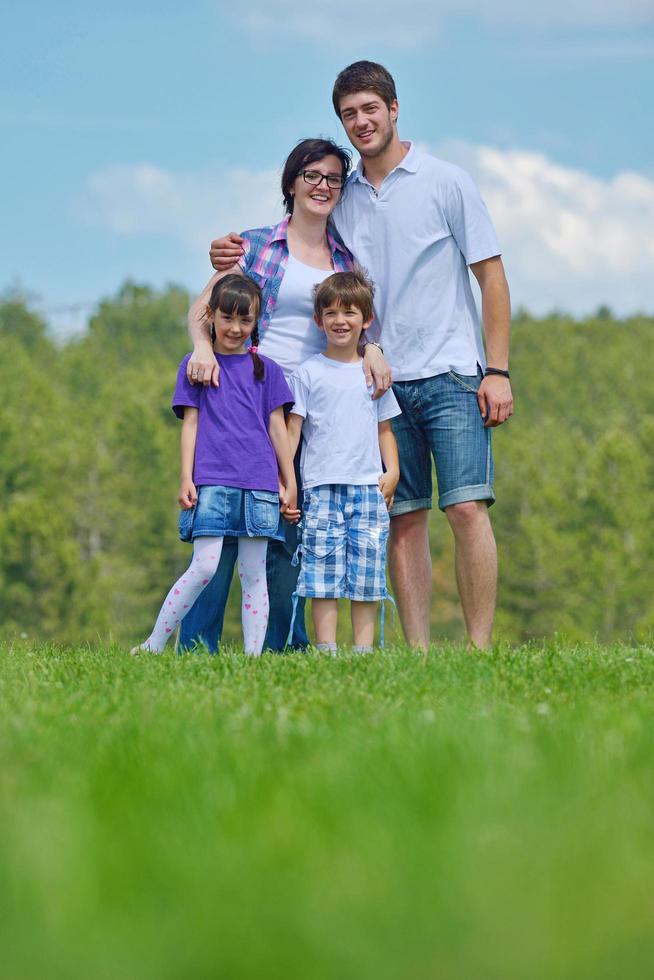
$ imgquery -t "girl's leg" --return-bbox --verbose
[312,598,338,648]
[237,537,270,656]
[350,600,377,651]
[134,537,224,653]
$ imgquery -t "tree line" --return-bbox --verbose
[1,284,652,645]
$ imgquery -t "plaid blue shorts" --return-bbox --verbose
[296,484,390,601]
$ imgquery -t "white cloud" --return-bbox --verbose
[436,141,654,314]
[78,163,283,249]
[79,149,654,316]
[228,0,654,47]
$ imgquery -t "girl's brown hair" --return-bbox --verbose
[206,274,264,380]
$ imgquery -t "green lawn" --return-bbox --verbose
[1,641,653,979]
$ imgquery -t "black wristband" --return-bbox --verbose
[485,367,510,379]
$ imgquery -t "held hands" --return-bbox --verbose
[178,478,197,510]
[363,344,393,400]
[379,468,399,511]
[187,343,220,387]
[210,233,245,272]
[477,375,513,427]
[279,476,301,524]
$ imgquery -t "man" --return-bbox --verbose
[209,61,513,649]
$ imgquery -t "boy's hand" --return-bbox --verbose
[210,233,245,272]
[178,478,197,509]
[187,342,219,387]
[379,469,399,510]
[279,480,301,524]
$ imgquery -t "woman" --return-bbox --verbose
[181,138,390,652]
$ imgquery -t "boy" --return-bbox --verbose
[286,270,400,652]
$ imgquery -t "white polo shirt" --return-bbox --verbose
[331,142,501,382]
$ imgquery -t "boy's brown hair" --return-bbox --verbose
[332,60,397,116]
[313,268,375,324]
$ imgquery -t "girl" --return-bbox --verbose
[132,274,299,656]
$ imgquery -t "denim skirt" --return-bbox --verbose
[178,484,282,541]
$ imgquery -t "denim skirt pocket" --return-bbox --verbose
[245,489,280,537]
[178,506,196,542]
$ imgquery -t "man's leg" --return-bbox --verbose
[178,537,238,652]
[445,501,496,649]
[388,510,431,649]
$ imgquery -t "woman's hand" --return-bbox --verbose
[187,342,219,387]
[210,233,245,272]
[363,344,392,400]
[178,478,197,510]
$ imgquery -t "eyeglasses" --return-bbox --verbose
[301,170,345,189]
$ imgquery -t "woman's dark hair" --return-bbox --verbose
[205,274,265,380]
[281,138,351,215]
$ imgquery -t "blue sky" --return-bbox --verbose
[2,0,653,334]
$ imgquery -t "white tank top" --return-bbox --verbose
[257,254,332,379]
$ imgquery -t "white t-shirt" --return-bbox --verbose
[289,353,401,489]
[257,254,331,378]
[332,142,501,382]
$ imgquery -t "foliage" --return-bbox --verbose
[0,290,652,645]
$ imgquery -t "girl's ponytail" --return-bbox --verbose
[249,325,265,381]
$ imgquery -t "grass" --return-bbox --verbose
[1,640,653,979]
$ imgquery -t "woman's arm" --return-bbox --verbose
[179,408,199,509]
[269,407,300,522]
[377,420,400,510]
[186,267,242,388]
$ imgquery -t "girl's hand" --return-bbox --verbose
[279,481,301,524]
[178,478,197,509]
[363,344,392,400]
[379,469,399,510]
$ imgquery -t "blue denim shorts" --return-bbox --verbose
[390,369,495,514]
[178,484,280,541]
[297,484,390,601]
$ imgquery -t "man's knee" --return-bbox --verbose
[445,499,491,537]
[390,508,429,544]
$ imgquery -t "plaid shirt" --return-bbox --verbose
[237,215,354,338]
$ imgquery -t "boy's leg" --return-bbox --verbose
[237,537,269,655]
[178,537,238,652]
[312,598,338,645]
[135,537,224,653]
[350,600,377,649]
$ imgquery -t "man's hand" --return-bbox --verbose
[178,478,197,509]
[363,344,393,400]
[477,375,513,427]
[210,233,245,272]
[187,343,219,387]
[379,468,399,510]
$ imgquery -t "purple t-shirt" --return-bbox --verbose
[172,352,294,492]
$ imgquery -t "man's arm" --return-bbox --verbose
[186,267,241,387]
[469,255,513,427]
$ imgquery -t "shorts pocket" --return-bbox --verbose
[178,506,195,542]
[448,370,481,393]
[246,489,280,536]
[302,524,341,560]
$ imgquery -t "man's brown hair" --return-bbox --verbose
[313,268,375,325]
[332,60,397,116]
